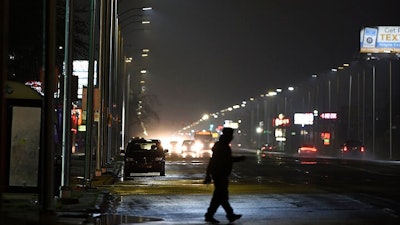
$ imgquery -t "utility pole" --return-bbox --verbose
[84,0,97,187]
[60,0,73,198]
[40,0,56,220]
[0,0,10,209]
[96,0,106,177]
[389,60,392,160]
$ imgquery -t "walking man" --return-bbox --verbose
[204,127,246,224]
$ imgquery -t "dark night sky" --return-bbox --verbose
[120,0,399,136]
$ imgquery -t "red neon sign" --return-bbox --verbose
[320,113,337,119]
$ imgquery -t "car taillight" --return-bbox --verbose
[343,146,348,151]
[360,146,365,152]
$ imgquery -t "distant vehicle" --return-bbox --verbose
[261,143,278,152]
[298,144,318,157]
[124,137,168,177]
[257,143,278,158]
[181,140,197,153]
[194,130,214,150]
[180,139,212,158]
[168,140,178,153]
[340,140,365,158]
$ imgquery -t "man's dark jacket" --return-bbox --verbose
[207,140,244,178]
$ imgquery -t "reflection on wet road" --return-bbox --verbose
[92,149,400,224]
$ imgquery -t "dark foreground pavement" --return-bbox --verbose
[0,172,115,225]
[3,174,400,225]
[3,152,400,225]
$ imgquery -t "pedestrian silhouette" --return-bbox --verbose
[204,127,246,224]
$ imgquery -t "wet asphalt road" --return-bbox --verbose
[79,149,400,224]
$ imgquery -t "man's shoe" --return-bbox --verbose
[205,216,220,224]
[227,214,242,222]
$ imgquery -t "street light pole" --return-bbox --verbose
[263,98,267,144]
[347,75,352,139]
[328,80,331,112]
[0,0,9,205]
[41,0,56,213]
[60,0,74,198]
[96,0,106,177]
[389,60,392,159]
[372,65,376,157]
[84,0,97,187]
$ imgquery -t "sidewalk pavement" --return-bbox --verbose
[0,169,116,225]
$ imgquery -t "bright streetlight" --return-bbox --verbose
[202,114,210,120]
[256,127,263,134]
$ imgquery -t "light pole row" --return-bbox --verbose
[184,55,398,159]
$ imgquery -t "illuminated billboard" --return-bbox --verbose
[294,113,314,126]
[360,26,400,54]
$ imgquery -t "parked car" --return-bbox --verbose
[298,144,318,157]
[124,137,168,177]
[340,140,365,158]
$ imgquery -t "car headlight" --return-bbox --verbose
[197,142,204,149]
[193,142,202,152]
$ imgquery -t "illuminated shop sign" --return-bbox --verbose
[275,128,286,142]
[273,114,290,127]
[224,120,239,129]
[321,132,331,145]
[294,113,314,126]
[320,112,337,120]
